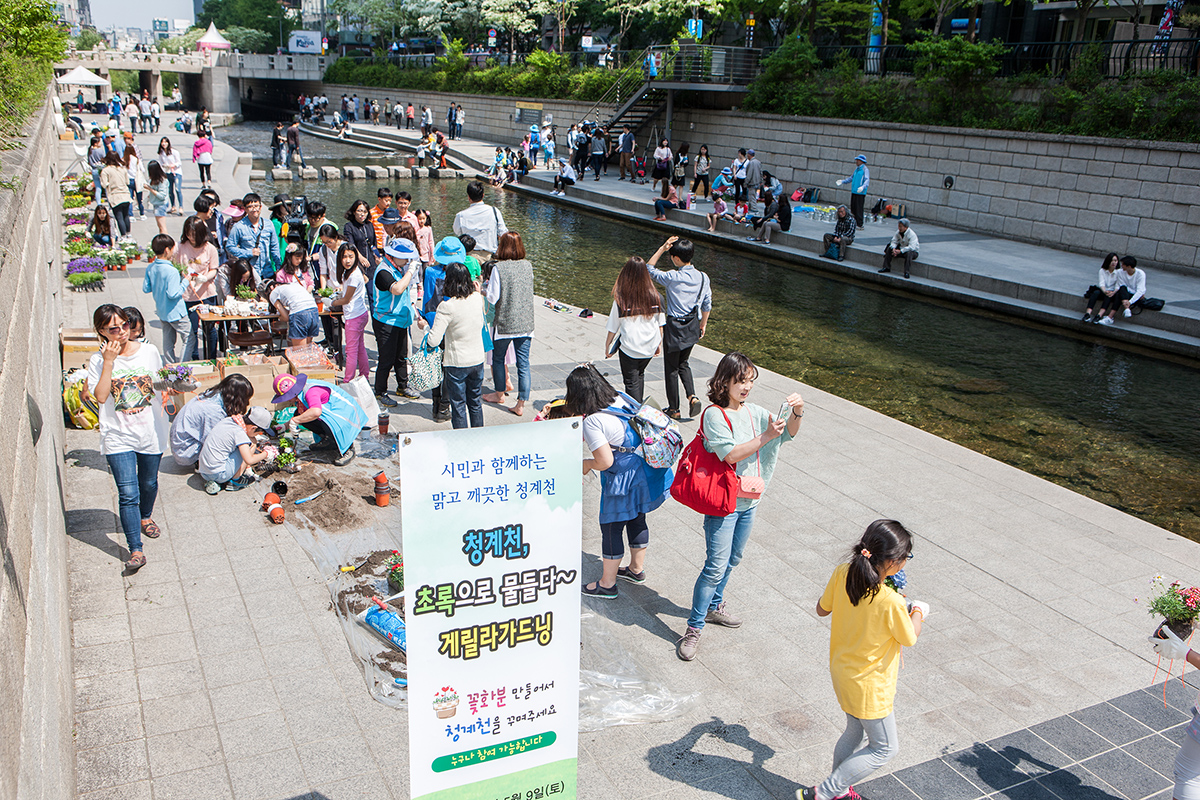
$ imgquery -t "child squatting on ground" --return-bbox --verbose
[198,406,272,494]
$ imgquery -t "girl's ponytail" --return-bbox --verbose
[845,519,913,606]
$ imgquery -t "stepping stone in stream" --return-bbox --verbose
[388,166,407,178]
[248,169,266,180]
[343,166,366,179]
[409,167,422,179]
[364,165,388,178]
[321,166,341,180]
[271,168,293,181]
[299,167,319,180]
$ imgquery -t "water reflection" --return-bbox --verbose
[238,124,1200,541]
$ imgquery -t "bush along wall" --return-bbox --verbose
[743,38,1200,144]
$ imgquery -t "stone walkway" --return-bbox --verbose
[304,121,1200,358]
[62,130,1200,800]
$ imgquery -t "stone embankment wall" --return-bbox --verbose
[0,95,72,800]
[322,81,1200,272]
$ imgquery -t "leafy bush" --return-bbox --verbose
[745,35,821,111]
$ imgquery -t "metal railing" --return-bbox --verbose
[335,49,640,70]
[573,47,657,130]
[646,44,766,85]
[814,38,1200,78]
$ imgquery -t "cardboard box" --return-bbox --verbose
[165,360,222,414]
[222,356,290,408]
[61,328,100,371]
[285,345,338,385]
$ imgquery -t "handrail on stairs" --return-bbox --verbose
[573,46,659,130]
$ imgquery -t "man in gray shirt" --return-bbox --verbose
[646,236,712,419]
[744,149,763,214]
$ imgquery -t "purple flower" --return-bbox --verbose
[67,257,105,274]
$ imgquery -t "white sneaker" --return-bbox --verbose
[1099,316,1114,325]
[1123,308,1132,318]
[139,214,146,221]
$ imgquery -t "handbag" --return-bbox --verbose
[670,406,737,516]
[409,332,443,392]
[823,243,840,260]
[662,272,709,353]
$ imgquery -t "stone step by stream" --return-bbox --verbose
[249,164,467,181]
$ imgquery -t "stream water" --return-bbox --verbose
[215,122,1200,542]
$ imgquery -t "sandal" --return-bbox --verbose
[617,566,646,584]
[125,552,146,571]
[140,519,161,539]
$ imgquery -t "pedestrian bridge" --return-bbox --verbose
[54,48,330,118]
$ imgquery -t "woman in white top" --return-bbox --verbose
[652,139,673,193]
[330,242,372,382]
[604,256,665,403]
[156,137,183,214]
[313,224,341,291]
[423,262,486,429]
[122,142,146,220]
[176,216,220,359]
[1083,252,1120,323]
[87,304,169,572]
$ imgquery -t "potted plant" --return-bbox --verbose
[385,551,404,593]
[156,364,199,393]
[275,436,300,473]
[1143,576,1200,641]
[316,286,335,312]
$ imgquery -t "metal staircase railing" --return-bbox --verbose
[573,47,658,130]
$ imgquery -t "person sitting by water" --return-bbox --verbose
[1083,253,1120,323]
[750,190,792,244]
[821,205,857,262]
[552,159,577,196]
[711,166,734,199]
[706,196,729,232]
[878,219,919,279]
[653,182,679,221]
[1095,255,1146,326]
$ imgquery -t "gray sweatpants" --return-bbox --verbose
[818,711,898,800]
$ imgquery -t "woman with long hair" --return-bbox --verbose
[277,242,314,290]
[216,256,257,304]
[145,160,171,234]
[671,142,690,189]
[1083,252,1121,323]
[169,373,253,467]
[342,199,378,271]
[157,137,183,214]
[651,138,672,192]
[176,215,220,359]
[566,363,672,599]
[330,242,372,381]
[804,520,926,800]
[692,144,711,200]
[88,205,113,246]
[99,152,132,238]
[677,352,804,662]
[87,305,168,572]
[604,257,664,403]
[653,181,679,221]
[423,261,486,429]
[122,139,145,220]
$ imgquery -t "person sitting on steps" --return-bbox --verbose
[822,205,856,262]
[878,219,919,279]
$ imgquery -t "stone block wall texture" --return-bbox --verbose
[0,95,73,800]
[321,82,1200,271]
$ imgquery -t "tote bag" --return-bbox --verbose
[670,406,737,517]
[409,332,443,392]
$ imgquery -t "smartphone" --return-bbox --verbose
[778,399,791,422]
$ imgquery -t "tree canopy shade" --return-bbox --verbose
[198,0,297,51]
[0,0,66,186]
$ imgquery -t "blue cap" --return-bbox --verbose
[383,237,418,259]
[433,236,466,265]
[855,154,867,163]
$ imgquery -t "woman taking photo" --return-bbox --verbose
[157,137,183,214]
[423,262,486,429]
[330,242,372,382]
[691,144,711,201]
[99,152,132,238]
[567,363,672,599]
[803,520,927,800]
[87,305,168,572]
[1083,252,1121,323]
[604,256,665,403]
[677,351,804,662]
[176,216,219,360]
[651,138,672,193]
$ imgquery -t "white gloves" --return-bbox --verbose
[1149,625,1192,661]
[910,600,929,619]
[836,179,845,186]
[285,420,299,435]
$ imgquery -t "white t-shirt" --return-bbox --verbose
[87,344,168,456]
[605,302,665,360]
[270,282,317,314]
[198,416,250,477]
[340,269,369,320]
[582,395,636,453]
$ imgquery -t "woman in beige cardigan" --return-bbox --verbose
[422,261,486,429]
[99,152,132,238]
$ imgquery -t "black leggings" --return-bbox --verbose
[692,174,710,197]
[733,178,746,203]
[601,512,649,560]
[618,350,652,403]
[198,163,212,184]
[111,202,131,236]
[373,319,409,396]
[1099,286,1132,316]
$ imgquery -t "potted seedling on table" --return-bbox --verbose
[234,284,257,300]
[386,551,404,593]
[316,286,335,312]
[1142,575,1200,642]
[275,436,300,473]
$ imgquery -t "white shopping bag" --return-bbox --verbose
[342,375,381,428]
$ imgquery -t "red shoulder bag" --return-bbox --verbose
[670,406,738,517]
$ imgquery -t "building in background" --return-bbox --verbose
[54,0,92,34]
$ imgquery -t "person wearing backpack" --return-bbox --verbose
[605,257,666,403]
[676,351,804,661]
[567,364,673,600]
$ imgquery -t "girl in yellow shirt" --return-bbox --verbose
[802,520,928,800]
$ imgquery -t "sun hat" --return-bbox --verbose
[530,125,538,131]
[245,407,272,430]
[271,373,308,405]
[378,207,402,225]
[270,193,291,209]
[433,236,466,265]
[721,166,732,175]
[222,204,245,218]
[383,237,418,260]
[855,154,867,163]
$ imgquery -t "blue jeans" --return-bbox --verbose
[105,451,162,555]
[444,363,484,429]
[186,298,220,360]
[91,166,103,204]
[688,506,757,629]
[166,172,182,208]
[491,336,531,401]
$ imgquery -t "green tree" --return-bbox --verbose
[482,0,539,53]
[73,29,105,50]
[0,0,67,186]
[225,26,273,52]
[199,0,296,51]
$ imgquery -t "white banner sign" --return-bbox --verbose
[401,419,582,800]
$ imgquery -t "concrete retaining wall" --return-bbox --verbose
[320,81,1200,272]
[0,95,72,800]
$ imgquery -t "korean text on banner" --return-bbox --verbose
[401,418,582,800]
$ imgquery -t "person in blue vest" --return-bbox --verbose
[418,237,460,423]
[836,154,870,228]
[528,124,541,167]
[373,237,421,408]
[271,373,367,467]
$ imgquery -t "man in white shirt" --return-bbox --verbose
[878,218,920,279]
[553,159,577,196]
[452,181,507,257]
[1098,255,1147,325]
